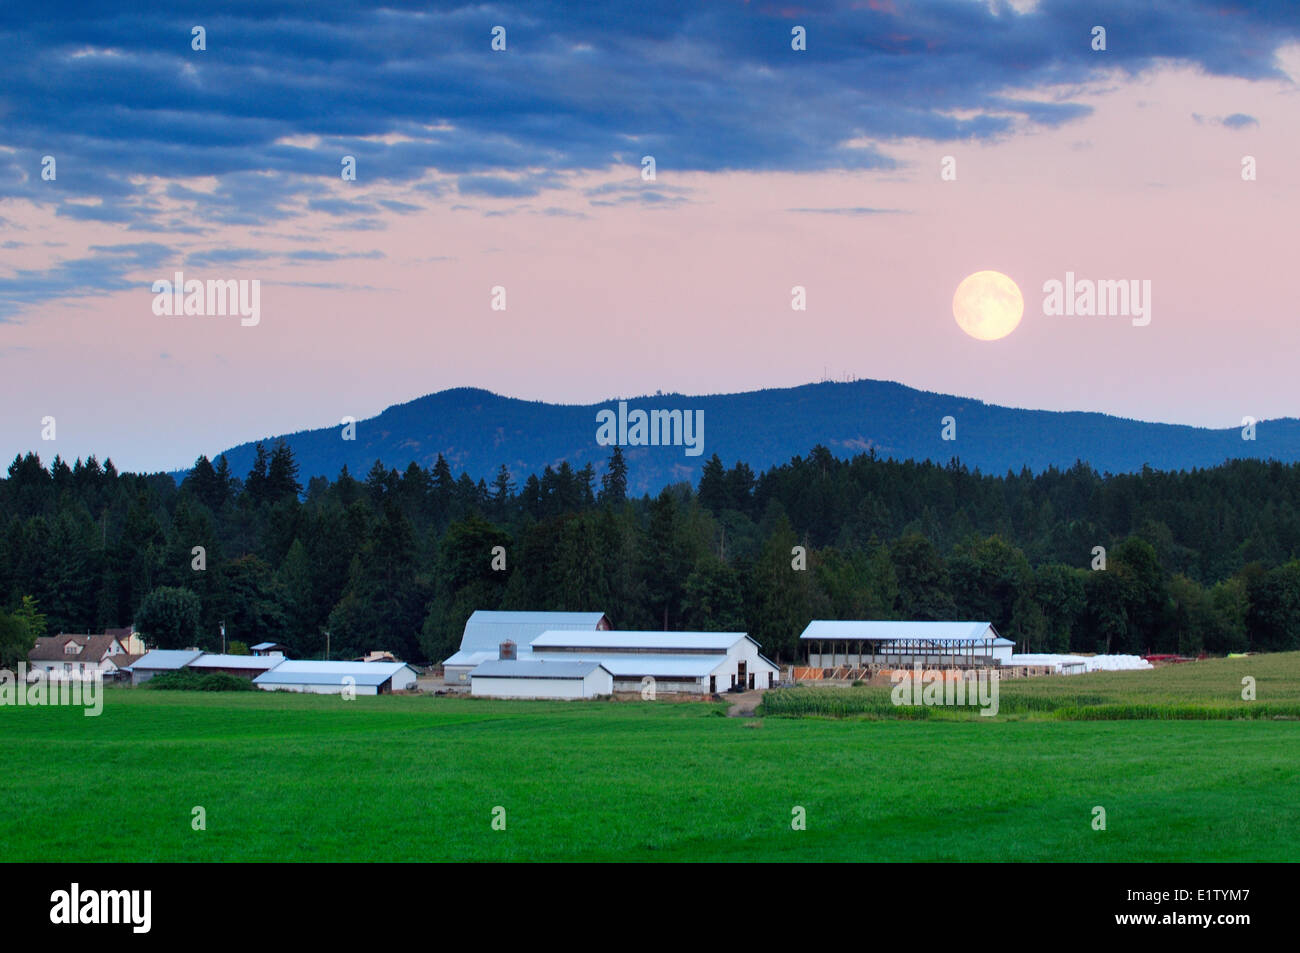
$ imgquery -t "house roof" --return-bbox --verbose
[131,649,204,670]
[253,659,414,687]
[189,654,284,670]
[28,634,122,663]
[250,642,285,651]
[455,611,608,656]
[799,621,1005,643]
[104,653,142,670]
[470,658,611,680]
[530,630,750,652]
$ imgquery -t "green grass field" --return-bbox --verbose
[3,654,1297,862]
[762,652,1300,720]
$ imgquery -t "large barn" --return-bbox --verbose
[799,621,1014,669]
[441,610,611,688]
[470,629,779,697]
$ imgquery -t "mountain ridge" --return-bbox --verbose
[186,379,1300,493]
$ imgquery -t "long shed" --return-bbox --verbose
[469,658,613,699]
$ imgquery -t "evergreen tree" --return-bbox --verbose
[599,446,628,505]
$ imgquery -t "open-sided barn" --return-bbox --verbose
[799,621,1014,669]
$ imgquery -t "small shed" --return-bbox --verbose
[250,642,288,657]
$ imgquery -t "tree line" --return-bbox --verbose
[3,442,1300,664]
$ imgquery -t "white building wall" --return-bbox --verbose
[717,640,779,690]
[611,677,705,694]
[472,676,595,699]
[443,665,474,689]
[255,681,381,695]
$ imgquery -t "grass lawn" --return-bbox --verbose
[3,656,1297,862]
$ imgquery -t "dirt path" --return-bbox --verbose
[725,690,766,717]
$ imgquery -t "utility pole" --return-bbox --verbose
[220,621,226,654]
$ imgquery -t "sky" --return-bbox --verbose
[2,0,1300,473]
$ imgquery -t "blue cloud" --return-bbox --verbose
[2,0,1298,313]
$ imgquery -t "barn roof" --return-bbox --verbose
[470,658,610,680]
[799,621,1005,643]
[253,659,414,687]
[444,648,530,668]
[456,611,608,655]
[189,653,284,670]
[530,630,749,652]
[131,649,204,670]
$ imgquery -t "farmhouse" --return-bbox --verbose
[470,658,614,699]
[130,649,204,685]
[252,659,418,695]
[800,621,1014,670]
[28,633,132,680]
[484,629,779,695]
[442,610,611,688]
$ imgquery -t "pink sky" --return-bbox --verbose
[2,62,1297,473]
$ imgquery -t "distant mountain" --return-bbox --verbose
[187,380,1300,493]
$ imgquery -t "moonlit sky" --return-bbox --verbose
[2,1,1299,473]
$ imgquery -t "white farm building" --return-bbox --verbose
[130,649,204,685]
[800,621,1014,668]
[470,629,779,698]
[442,610,611,688]
[252,660,418,695]
[470,659,614,699]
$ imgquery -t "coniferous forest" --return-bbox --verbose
[3,441,1300,667]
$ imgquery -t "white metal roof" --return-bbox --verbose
[530,630,749,651]
[189,653,284,670]
[799,621,1003,643]
[253,659,414,687]
[455,610,608,656]
[250,642,284,651]
[131,649,203,670]
[443,647,532,668]
[470,659,610,679]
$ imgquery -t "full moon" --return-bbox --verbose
[952,271,1024,341]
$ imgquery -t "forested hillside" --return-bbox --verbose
[196,381,1300,496]
[4,442,1300,665]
